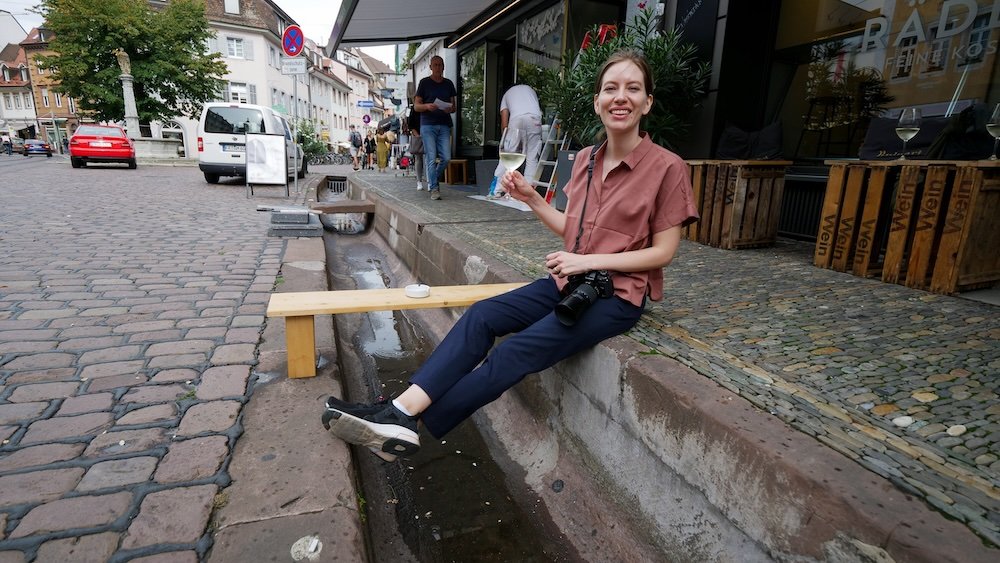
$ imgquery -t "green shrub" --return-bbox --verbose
[542,6,711,151]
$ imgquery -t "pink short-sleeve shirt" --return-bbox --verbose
[557,133,699,306]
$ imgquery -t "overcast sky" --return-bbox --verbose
[4,0,397,68]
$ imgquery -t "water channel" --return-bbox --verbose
[319,182,579,562]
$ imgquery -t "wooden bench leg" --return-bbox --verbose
[284,315,316,378]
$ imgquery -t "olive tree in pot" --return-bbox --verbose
[541,5,711,151]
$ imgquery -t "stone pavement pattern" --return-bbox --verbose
[0,163,286,561]
[348,168,1000,548]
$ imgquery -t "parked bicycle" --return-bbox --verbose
[308,152,351,166]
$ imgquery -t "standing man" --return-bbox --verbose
[491,84,543,196]
[414,55,457,201]
[1,133,11,156]
[348,125,362,170]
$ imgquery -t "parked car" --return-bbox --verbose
[22,139,52,157]
[197,102,305,184]
[11,137,25,152]
[68,125,137,169]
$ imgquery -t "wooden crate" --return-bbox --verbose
[686,160,791,249]
[930,162,1000,294]
[813,160,1000,294]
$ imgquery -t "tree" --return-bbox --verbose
[37,0,227,123]
[295,118,327,160]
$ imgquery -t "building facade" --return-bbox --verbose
[0,41,37,141]
[19,27,77,153]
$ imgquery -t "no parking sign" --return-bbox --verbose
[281,25,304,57]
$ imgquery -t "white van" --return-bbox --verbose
[197,102,306,184]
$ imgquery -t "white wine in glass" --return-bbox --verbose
[987,103,1000,161]
[896,107,921,160]
[496,127,526,198]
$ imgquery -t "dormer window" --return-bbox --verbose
[224,0,240,15]
[1,66,9,81]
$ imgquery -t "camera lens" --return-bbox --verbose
[554,283,598,326]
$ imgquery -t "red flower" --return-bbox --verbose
[638,1,647,9]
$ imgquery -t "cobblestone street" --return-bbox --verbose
[0,157,287,561]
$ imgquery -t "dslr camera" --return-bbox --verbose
[554,270,614,326]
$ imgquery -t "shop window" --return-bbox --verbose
[460,44,486,148]
[516,2,564,113]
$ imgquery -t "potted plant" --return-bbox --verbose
[540,4,711,151]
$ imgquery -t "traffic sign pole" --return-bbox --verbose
[282,25,304,193]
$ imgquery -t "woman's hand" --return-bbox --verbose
[500,170,540,202]
[545,251,590,278]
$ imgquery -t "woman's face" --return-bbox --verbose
[593,60,652,135]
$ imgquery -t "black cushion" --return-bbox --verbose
[858,116,949,160]
[716,122,783,159]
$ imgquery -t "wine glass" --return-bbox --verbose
[495,127,526,199]
[895,108,921,160]
[987,103,1000,161]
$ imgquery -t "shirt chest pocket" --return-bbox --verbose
[592,191,652,239]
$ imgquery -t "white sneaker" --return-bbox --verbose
[416,181,424,191]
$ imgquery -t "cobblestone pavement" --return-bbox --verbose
[0,157,292,561]
[350,168,1000,548]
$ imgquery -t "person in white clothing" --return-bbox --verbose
[491,84,543,195]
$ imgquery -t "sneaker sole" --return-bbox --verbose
[369,447,398,462]
[324,409,420,456]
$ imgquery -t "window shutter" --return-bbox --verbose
[244,40,254,61]
[249,84,257,105]
[223,83,232,102]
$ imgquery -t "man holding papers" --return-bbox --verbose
[414,55,457,200]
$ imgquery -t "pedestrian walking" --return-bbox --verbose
[349,125,362,170]
[1,133,11,156]
[322,50,699,462]
[414,55,457,200]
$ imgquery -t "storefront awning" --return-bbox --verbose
[325,0,504,55]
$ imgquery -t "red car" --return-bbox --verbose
[69,125,137,169]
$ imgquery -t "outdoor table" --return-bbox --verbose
[814,159,1000,294]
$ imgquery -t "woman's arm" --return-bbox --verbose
[501,171,567,236]
[544,227,682,278]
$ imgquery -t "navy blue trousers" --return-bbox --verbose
[410,277,644,438]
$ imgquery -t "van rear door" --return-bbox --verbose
[202,105,267,164]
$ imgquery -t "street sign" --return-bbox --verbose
[357,100,374,108]
[363,115,371,124]
[281,25,304,57]
[281,57,307,75]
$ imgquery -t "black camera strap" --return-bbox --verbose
[570,142,604,254]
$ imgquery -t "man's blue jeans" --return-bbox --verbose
[420,124,451,191]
